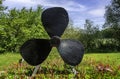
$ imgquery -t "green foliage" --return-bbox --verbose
[0,6,48,53]
[0,0,120,53]
[101,28,115,38]
[79,19,100,52]
[99,28,120,52]
[104,0,120,45]
[0,0,7,19]
[77,19,120,52]
[61,20,81,40]
[104,0,120,28]
[62,26,80,40]
[0,0,6,11]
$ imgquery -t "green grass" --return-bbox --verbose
[0,49,120,79]
[0,53,21,70]
[84,53,120,65]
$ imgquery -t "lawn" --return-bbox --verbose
[0,49,120,79]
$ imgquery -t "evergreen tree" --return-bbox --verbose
[104,0,120,28]
[104,0,120,46]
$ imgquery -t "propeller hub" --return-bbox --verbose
[50,36,60,47]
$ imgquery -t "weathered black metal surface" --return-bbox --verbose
[20,39,52,66]
[41,7,69,37]
[20,7,84,68]
[57,39,84,66]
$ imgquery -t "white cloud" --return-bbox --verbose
[88,8,105,17]
[4,0,87,12]
[33,0,87,12]
[10,0,34,4]
[3,0,36,9]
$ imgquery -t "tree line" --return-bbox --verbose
[0,0,120,53]
[63,19,120,52]
[0,0,48,53]
[62,0,120,52]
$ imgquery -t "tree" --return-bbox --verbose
[62,20,81,40]
[80,19,100,52]
[0,0,7,12]
[104,0,120,43]
[0,6,48,53]
[104,0,120,28]
[0,0,8,52]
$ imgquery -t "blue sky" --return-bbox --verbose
[3,0,111,29]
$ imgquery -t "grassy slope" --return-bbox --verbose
[0,53,21,70]
[83,53,120,65]
[0,49,120,78]
[0,50,120,70]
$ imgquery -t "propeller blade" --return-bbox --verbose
[41,7,69,37]
[57,39,84,66]
[20,39,52,66]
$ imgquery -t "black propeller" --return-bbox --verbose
[58,39,84,66]
[41,7,69,37]
[20,39,52,66]
[20,7,84,76]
